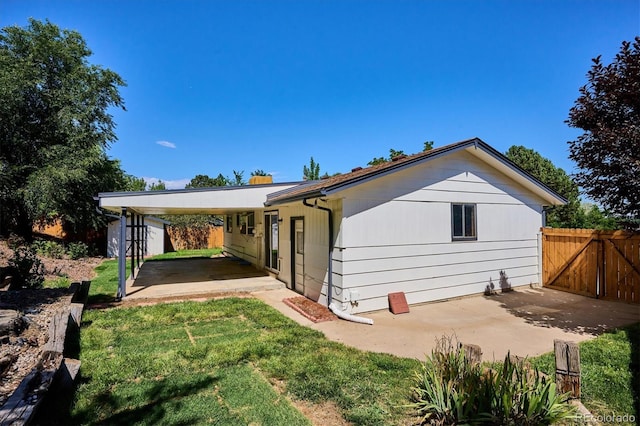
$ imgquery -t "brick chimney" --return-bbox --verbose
[249,175,273,185]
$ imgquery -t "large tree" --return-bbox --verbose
[303,157,321,180]
[185,174,228,188]
[148,180,166,191]
[368,149,406,166]
[567,37,640,225]
[506,146,583,228]
[0,19,126,238]
[122,174,147,191]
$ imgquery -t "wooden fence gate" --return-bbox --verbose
[542,228,639,304]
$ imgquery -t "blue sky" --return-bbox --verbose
[2,0,639,189]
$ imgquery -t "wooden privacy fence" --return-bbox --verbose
[542,228,640,304]
[165,225,223,251]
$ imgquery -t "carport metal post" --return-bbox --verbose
[141,216,146,257]
[136,214,141,268]
[130,212,136,279]
[118,207,127,299]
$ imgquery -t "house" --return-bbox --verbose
[98,138,565,312]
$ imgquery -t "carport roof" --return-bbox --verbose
[98,182,303,215]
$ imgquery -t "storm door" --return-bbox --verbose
[264,211,279,271]
[291,218,304,294]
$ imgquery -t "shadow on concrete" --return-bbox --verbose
[132,257,268,287]
[483,287,639,336]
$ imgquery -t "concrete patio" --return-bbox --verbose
[255,286,639,361]
[125,257,284,299]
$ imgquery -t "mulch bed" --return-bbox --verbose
[0,288,73,408]
[283,297,336,323]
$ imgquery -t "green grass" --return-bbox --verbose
[87,259,129,303]
[44,276,72,289]
[147,248,222,261]
[530,322,640,421]
[73,298,420,425]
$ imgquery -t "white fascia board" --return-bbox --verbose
[99,184,298,215]
[465,146,567,206]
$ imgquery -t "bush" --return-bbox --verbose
[8,246,45,289]
[410,337,576,425]
[67,241,89,260]
[32,239,65,259]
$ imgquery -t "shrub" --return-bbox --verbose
[8,246,45,289]
[67,241,89,260]
[410,337,576,425]
[32,239,65,259]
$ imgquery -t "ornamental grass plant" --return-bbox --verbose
[410,336,576,425]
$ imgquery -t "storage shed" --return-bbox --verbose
[106,215,169,258]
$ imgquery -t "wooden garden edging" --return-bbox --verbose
[0,281,89,426]
[542,228,640,303]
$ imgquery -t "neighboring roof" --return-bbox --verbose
[265,138,567,206]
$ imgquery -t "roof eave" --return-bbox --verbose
[265,189,327,206]
[265,138,482,204]
[464,141,567,206]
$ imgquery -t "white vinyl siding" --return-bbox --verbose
[335,150,545,313]
[106,217,166,258]
[222,210,260,264]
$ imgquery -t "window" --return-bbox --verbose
[226,215,232,232]
[247,212,255,235]
[239,212,255,235]
[452,203,476,240]
[296,231,304,254]
[239,214,247,234]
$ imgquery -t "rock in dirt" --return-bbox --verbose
[0,310,25,338]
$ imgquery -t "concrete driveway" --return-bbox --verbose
[254,287,639,361]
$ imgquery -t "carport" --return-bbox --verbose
[124,256,284,299]
[98,182,299,299]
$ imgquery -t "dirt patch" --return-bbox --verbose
[283,296,337,323]
[268,376,351,426]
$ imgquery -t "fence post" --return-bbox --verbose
[460,343,482,365]
[554,339,580,398]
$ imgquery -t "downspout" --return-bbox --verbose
[302,198,374,325]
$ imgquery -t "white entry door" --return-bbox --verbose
[293,218,304,294]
